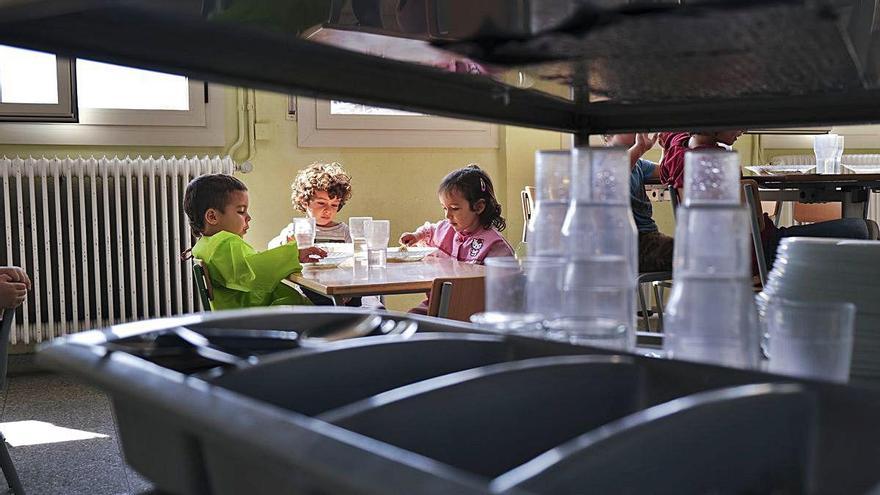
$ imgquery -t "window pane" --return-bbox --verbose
[330,101,420,116]
[76,59,190,110]
[0,45,58,104]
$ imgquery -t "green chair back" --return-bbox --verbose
[192,260,213,311]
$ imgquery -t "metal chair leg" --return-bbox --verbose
[652,281,665,332]
[637,283,652,332]
[0,432,25,494]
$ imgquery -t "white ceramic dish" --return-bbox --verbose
[301,252,351,268]
[386,246,438,262]
[745,165,816,176]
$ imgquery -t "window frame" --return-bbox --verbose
[78,79,207,127]
[0,83,225,147]
[0,56,77,122]
[296,96,498,148]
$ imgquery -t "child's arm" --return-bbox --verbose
[399,221,438,247]
[483,240,515,260]
[267,223,294,249]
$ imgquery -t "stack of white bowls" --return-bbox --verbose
[757,237,880,380]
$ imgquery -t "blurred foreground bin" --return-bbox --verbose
[37,307,880,495]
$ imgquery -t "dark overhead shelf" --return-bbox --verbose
[1,0,879,134]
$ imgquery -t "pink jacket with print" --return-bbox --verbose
[413,220,514,264]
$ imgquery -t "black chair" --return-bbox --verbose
[636,271,672,333]
[192,260,213,312]
[0,308,25,494]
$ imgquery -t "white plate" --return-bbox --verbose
[843,164,880,174]
[302,252,351,268]
[745,165,816,176]
[386,246,438,262]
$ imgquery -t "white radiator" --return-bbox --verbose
[1,155,235,344]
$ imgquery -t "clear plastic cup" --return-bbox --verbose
[349,216,373,258]
[766,298,855,382]
[814,134,844,175]
[682,149,741,207]
[571,147,630,205]
[543,316,628,350]
[559,284,635,350]
[672,205,752,277]
[348,216,373,239]
[292,217,316,248]
[365,220,390,269]
[664,275,760,369]
[528,150,571,257]
[470,257,565,335]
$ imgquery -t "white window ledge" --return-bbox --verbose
[296,97,498,148]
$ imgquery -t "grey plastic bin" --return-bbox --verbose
[36,307,880,494]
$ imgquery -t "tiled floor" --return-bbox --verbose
[0,356,156,495]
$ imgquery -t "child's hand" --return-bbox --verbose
[399,233,418,246]
[299,246,327,263]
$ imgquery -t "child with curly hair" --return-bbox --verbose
[269,161,354,247]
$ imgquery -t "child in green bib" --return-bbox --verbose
[183,174,325,310]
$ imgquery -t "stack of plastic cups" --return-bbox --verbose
[550,147,638,350]
[663,150,760,369]
[528,150,572,257]
[519,150,573,327]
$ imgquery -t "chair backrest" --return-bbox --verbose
[761,200,781,220]
[426,276,485,321]
[668,185,681,219]
[192,260,214,311]
[0,308,14,390]
[521,186,535,243]
[793,202,840,224]
[741,179,769,286]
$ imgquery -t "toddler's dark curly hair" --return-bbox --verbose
[438,164,506,231]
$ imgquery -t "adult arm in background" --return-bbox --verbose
[0,272,28,310]
[627,133,658,171]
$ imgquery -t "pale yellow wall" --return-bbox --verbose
[501,126,566,253]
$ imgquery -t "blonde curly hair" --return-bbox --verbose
[290,162,353,213]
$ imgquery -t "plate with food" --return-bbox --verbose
[301,252,351,269]
[386,246,438,262]
[745,165,816,176]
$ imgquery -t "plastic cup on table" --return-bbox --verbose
[365,220,390,268]
[292,217,316,249]
[814,134,844,175]
[349,216,373,258]
[470,256,565,335]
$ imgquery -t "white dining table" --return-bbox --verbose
[284,254,485,305]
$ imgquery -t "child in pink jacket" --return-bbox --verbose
[400,165,514,314]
